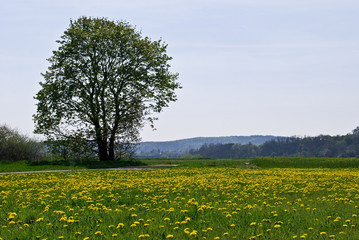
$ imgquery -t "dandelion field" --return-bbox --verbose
[1,167,359,239]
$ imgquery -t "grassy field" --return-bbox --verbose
[139,158,250,168]
[0,158,251,173]
[1,164,359,239]
[252,157,359,169]
[0,159,145,173]
[2,157,359,173]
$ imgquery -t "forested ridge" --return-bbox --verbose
[190,127,359,158]
[136,135,280,157]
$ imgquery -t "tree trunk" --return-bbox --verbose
[97,139,109,161]
[108,139,115,161]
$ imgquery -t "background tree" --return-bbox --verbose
[34,17,180,161]
[0,124,44,161]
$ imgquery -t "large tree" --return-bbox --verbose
[34,17,180,161]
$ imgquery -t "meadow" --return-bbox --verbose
[1,163,359,239]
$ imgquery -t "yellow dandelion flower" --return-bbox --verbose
[117,223,124,228]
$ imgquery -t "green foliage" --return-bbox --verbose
[191,128,359,159]
[253,157,359,168]
[136,136,278,157]
[0,125,45,161]
[34,16,180,161]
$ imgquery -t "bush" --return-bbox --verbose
[0,124,45,161]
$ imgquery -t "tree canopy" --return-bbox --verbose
[33,16,181,161]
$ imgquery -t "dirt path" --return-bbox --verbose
[0,165,179,175]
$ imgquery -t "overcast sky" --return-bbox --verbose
[1,0,359,141]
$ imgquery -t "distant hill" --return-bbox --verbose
[136,135,282,157]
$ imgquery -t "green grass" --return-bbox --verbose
[139,158,250,168]
[0,160,82,172]
[3,157,359,173]
[0,159,144,173]
[2,168,359,239]
[252,157,359,168]
[0,158,251,173]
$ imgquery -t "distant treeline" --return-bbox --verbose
[190,127,359,158]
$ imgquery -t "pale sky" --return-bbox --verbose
[1,0,359,141]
